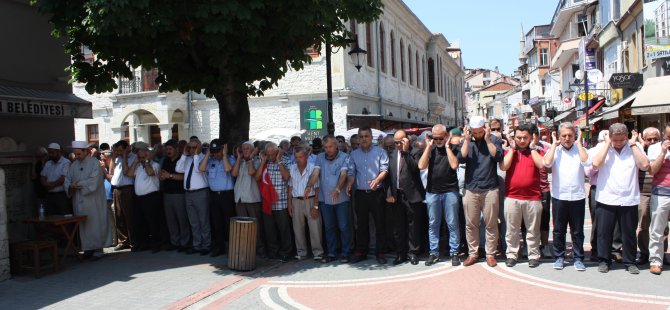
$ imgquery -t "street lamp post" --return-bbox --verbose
[325,38,366,136]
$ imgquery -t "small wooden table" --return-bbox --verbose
[25,215,88,262]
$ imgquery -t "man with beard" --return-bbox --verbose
[419,125,460,266]
[64,141,112,259]
[459,116,503,267]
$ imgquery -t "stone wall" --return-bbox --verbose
[0,168,9,281]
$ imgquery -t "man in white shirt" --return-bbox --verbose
[543,122,590,271]
[288,146,324,261]
[109,140,136,251]
[41,143,72,215]
[176,139,211,255]
[592,123,650,274]
[127,142,162,253]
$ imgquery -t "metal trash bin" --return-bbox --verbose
[228,217,257,271]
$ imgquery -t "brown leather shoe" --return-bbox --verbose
[463,256,478,266]
[486,256,497,267]
[650,265,663,275]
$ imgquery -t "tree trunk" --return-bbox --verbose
[213,80,250,151]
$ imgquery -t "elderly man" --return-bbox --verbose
[256,142,293,262]
[592,123,650,274]
[176,139,211,255]
[109,140,136,251]
[200,139,236,257]
[501,124,544,268]
[636,127,661,265]
[386,129,424,265]
[347,127,389,264]
[288,146,324,261]
[232,141,266,257]
[349,134,360,151]
[41,143,72,216]
[645,124,670,274]
[314,135,352,263]
[64,141,112,259]
[544,122,590,271]
[382,135,396,156]
[158,140,190,252]
[459,116,503,267]
[418,125,459,266]
[126,142,162,253]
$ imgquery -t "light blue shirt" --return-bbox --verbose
[315,151,350,204]
[206,155,236,191]
[347,146,389,190]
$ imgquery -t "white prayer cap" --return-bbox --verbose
[242,141,254,146]
[47,143,61,150]
[71,141,88,149]
[597,130,609,142]
[469,116,486,129]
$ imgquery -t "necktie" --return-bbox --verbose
[185,159,194,190]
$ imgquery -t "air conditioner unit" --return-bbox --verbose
[621,40,629,51]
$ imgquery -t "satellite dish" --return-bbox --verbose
[537,116,550,123]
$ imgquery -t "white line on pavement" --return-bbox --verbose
[482,264,670,306]
[278,287,312,310]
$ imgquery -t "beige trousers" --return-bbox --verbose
[504,198,542,260]
[463,189,499,258]
[291,198,324,257]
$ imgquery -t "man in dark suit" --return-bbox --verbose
[386,129,426,265]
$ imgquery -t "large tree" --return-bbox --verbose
[32,0,382,144]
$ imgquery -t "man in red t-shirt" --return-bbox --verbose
[501,124,545,268]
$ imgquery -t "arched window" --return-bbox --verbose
[379,23,386,73]
[428,57,435,93]
[416,52,420,90]
[408,45,413,86]
[390,31,396,77]
[400,39,405,82]
[422,57,426,91]
[365,23,373,67]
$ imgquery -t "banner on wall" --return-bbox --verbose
[644,0,670,60]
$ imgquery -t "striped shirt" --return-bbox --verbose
[267,155,291,210]
[289,163,319,198]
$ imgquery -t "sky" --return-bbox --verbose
[404,0,558,76]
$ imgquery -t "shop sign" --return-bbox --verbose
[0,99,83,118]
[299,100,329,142]
[608,73,643,89]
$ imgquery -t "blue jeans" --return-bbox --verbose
[426,192,460,255]
[321,201,352,257]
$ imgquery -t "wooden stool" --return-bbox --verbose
[13,240,59,277]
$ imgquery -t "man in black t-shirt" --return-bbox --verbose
[418,124,462,267]
[158,140,190,252]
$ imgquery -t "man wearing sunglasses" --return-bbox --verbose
[636,127,661,265]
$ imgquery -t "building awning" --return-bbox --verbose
[573,99,607,126]
[0,85,92,119]
[589,116,602,125]
[554,109,575,123]
[601,92,637,120]
[551,38,580,69]
[631,76,670,115]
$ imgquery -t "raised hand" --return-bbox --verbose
[629,130,639,146]
[463,126,472,141]
[426,136,434,149]
[401,137,410,151]
[484,123,492,142]
[509,138,517,150]
[604,132,611,146]
[530,133,538,149]
[223,143,229,155]
[551,131,560,146]
[446,133,453,146]
[662,140,670,153]
[502,139,509,149]
[576,129,583,146]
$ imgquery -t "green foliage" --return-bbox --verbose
[31,0,383,97]
[644,19,656,39]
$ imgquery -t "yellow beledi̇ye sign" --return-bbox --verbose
[578,92,595,101]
